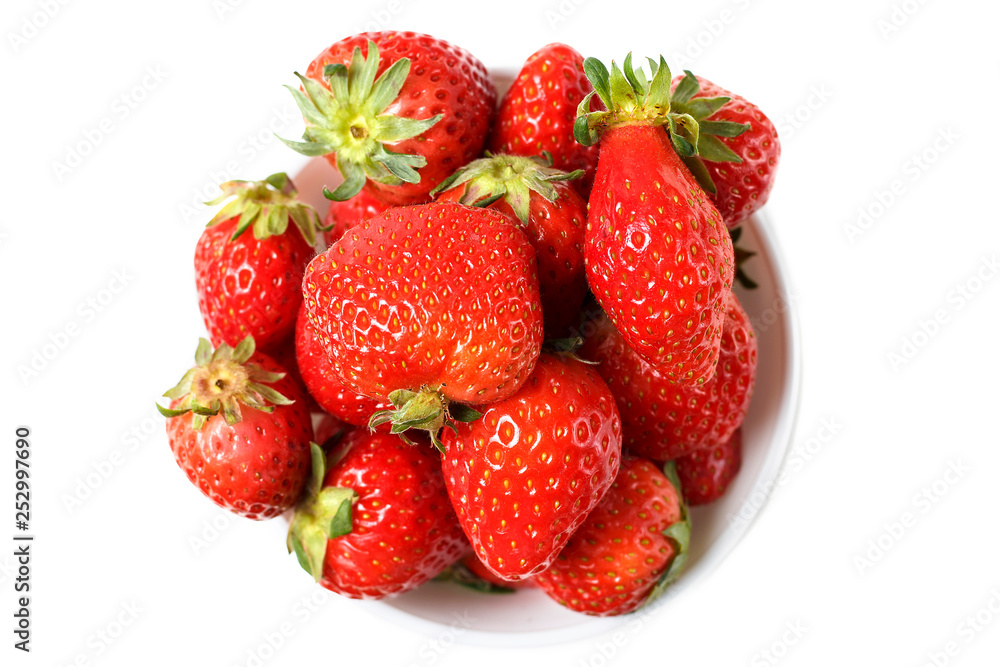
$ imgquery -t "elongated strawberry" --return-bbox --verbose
[440,353,621,581]
[303,202,544,445]
[322,185,393,245]
[676,428,742,505]
[157,336,313,520]
[287,434,466,599]
[580,292,756,461]
[489,43,600,197]
[670,72,780,228]
[434,154,588,336]
[576,55,738,385]
[195,173,322,354]
[533,455,689,616]
[282,32,495,204]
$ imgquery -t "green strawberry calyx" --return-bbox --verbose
[204,172,325,245]
[287,443,358,582]
[368,388,482,452]
[155,335,293,430]
[279,40,443,202]
[431,153,583,225]
[643,461,692,608]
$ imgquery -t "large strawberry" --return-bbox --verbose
[303,202,544,445]
[576,55,739,385]
[322,185,393,245]
[533,455,690,616]
[433,154,588,336]
[282,32,495,204]
[669,72,780,229]
[195,173,322,354]
[440,352,621,581]
[157,336,313,520]
[287,434,466,600]
[580,291,757,462]
[676,427,743,505]
[489,43,600,197]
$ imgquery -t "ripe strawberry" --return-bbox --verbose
[580,291,757,462]
[294,303,391,428]
[282,32,496,204]
[533,455,690,616]
[303,202,544,444]
[287,434,466,600]
[158,336,313,520]
[195,173,322,354]
[313,413,348,450]
[434,154,588,336]
[440,353,622,581]
[669,72,780,229]
[676,428,743,505]
[576,55,737,385]
[460,552,536,590]
[489,43,600,197]
[322,185,393,245]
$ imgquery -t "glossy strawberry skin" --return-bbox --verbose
[489,43,600,197]
[586,123,734,385]
[322,185,394,246]
[674,75,780,229]
[676,428,743,505]
[195,215,314,354]
[581,292,757,462]
[437,180,588,337]
[461,552,535,589]
[165,353,313,520]
[441,353,622,581]
[534,454,683,616]
[318,430,467,599]
[306,32,496,205]
[303,202,544,405]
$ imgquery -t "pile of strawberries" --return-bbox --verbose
[158,31,780,617]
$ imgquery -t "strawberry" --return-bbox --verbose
[287,434,466,600]
[489,43,600,197]
[157,336,313,520]
[313,413,348,450]
[440,352,621,581]
[322,185,393,245]
[676,427,743,505]
[303,201,544,445]
[576,55,738,385]
[195,173,322,354]
[580,291,757,462]
[460,552,536,590]
[669,72,780,229]
[294,303,391,428]
[533,455,690,616]
[282,32,496,204]
[433,154,588,336]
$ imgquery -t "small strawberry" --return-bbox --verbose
[313,413,348,450]
[489,43,600,197]
[157,336,313,520]
[322,185,393,245]
[287,434,466,600]
[576,55,738,385]
[282,32,496,204]
[433,154,588,336]
[459,552,536,590]
[533,455,690,616]
[440,352,622,581]
[676,428,743,505]
[303,202,544,445]
[195,173,322,354]
[580,291,757,462]
[669,72,780,229]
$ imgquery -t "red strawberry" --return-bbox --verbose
[669,72,780,229]
[287,433,466,600]
[195,173,321,354]
[282,32,496,205]
[313,413,348,450]
[440,353,622,581]
[576,55,735,385]
[303,202,544,444]
[322,185,393,245]
[434,154,588,336]
[676,428,743,505]
[158,336,313,520]
[294,303,391,428]
[489,43,600,197]
[580,291,757,462]
[460,552,536,590]
[533,454,690,616]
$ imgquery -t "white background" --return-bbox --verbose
[2,0,999,665]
